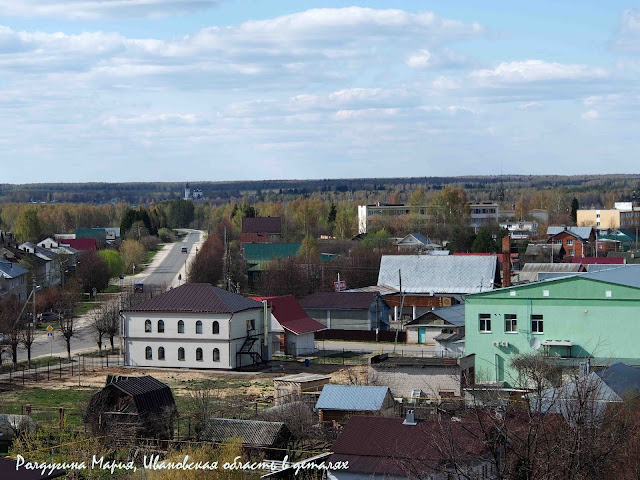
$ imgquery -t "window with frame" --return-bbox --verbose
[479,314,491,333]
[213,348,220,362]
[158,347,165,360]
[567,239,574,246]
[531,315,543,334]
[196,348,203,361]
[157,320,164,333]
[212,321,220,334]
[505,314,517,333]
[145,346,152,360]
[569,249,575,256]
[145,319,152,333]
[178,347,185,361]
[246,319,255,331]
[196,321,203,334]
[178,320,184,333]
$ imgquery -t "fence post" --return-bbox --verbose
[106,352,109,368]
[22,366,24,385]
[59,358,62,379]
[48,361,50,381]
[342,348,345,365]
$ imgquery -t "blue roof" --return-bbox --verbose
[580,265,640,289]
[547,226,593,239]
[0,259,28,279]
[315,385,391,411]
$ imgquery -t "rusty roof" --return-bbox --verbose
[242,217,282,234]
[122,283,262,314]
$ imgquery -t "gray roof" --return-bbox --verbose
[521,263,582,273]
[434,332,465,342]
[0,259,28,279]
[579,265,640,289]
[315,385,391,411]
[377,255,498,294]
[547,226,593,239]
[123,283,262,313]
[200,418,290,447]
[407,304,465,327]
[596,362,640,398]
[524,244,563,257]
[396,233,440,247]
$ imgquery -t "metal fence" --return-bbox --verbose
[0,352,123,386]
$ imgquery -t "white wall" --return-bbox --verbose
[125,307,268,369]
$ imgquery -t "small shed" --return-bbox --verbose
[84,375,177,439]
[273,373,331,406]
[315,385,395,423]
[200,418,291,459]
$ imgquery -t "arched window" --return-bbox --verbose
[178,347,185,361]
[212,321,220,334]
[196,321,203,334]
[178,320,184,333]
[145,346,152,360]
[158,347,165,360]
[213,348,220,362]
[196,348,203,361]
[145,319,151,333]
[158,320,165,333]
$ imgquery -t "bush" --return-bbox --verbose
[139,235,160,251]
[120,239,145,274]
[158,228,176,243]
[97,249,124,278]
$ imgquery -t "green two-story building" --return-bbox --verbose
[465,266,640,387]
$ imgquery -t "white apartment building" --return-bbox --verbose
[122,283,270,370]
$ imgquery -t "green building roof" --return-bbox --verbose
[76,228,107,242]
[244,243,301,272]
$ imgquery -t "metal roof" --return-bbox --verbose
[377,255,498,294]
[298,291,382,310]
[273,373,332,383]
[522,263,582,273]
[0,259,28,279]
[201,418,290,447]
[107,375,176,417]
[409,304,466,327]
[250,295,326,334]
[315,385,391,411]
[395,233,440,247]
[547,226,594,239]
[434,332,465,342]
[123,283,262,313]
[242,217,282,234]
[580,265,640,289]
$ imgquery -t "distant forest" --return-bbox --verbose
[2,174,640,208]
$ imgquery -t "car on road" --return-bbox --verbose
[38,312,62,323]
[181,246,188,253]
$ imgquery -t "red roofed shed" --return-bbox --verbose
[251,295,325,356]
[61,238,97,252]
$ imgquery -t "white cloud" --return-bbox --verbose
[0,0,221,20]
[581,109,599,120]
[518,102,543,110]
[469,60,607,84]
[613,9,640,52]
[406,49,431,68]
[102,113,201,126]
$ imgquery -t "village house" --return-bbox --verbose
[122,283,270,370]
[0,259,28,301]
[240,216,282,243]
[546,226,595,258]
[298,291,390,331]
[405,304,465,346]
[327,414,498,480]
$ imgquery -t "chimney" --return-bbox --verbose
[502,235,511,288]
[403,409,417,425]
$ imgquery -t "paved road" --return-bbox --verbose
[14,230,204,362]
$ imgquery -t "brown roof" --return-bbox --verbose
[122,283,262,314]
[329,415,491,476]
[242,217,282,234]
[298,291,382,310]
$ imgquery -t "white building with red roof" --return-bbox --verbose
[251,295,326,356]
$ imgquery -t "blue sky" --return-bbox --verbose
[1,1,639,183]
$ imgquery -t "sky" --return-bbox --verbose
[1,1,640,183]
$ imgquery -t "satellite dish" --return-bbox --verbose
[530,338,541,350]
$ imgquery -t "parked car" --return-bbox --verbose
[181,246,188,253]
[134,283,144,293]
[38,312,62,323]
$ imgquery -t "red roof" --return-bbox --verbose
[573,257,626,265]
[242,217,282,234]
[329,415,491,476]
[250,295,326,335]
[61,238,97,251]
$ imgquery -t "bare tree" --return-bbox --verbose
[19,319,36,369]
[89,303,108,353]
[0,295,22,367]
